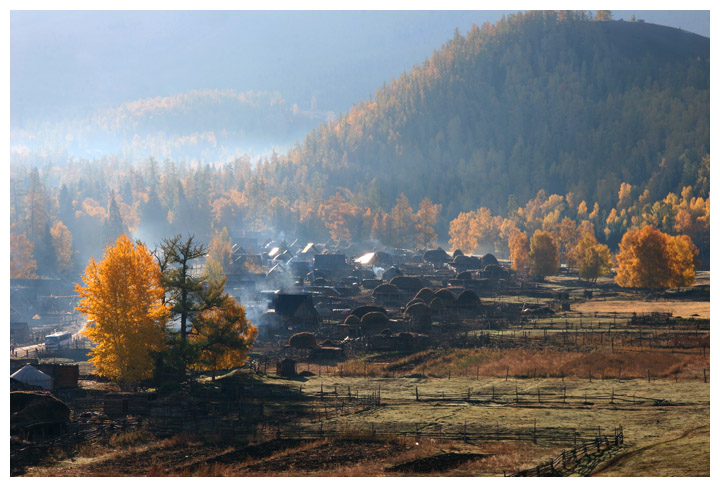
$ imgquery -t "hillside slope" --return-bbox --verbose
[271,12,709,223]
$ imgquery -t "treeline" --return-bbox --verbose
[9,150,709,279]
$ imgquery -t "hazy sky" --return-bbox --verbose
[10,9,711,127]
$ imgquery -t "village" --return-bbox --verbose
[10,234,710,476]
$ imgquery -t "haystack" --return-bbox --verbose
[414,287,436,303]
[289,332,318,349]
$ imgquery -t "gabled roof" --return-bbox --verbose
[302,243,320,255]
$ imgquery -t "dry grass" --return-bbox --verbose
[591,425,710,477]
[108,428,155,448]
[332,347,709,381]
[574,300,709,319]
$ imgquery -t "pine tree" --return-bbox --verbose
[103,191,127,245]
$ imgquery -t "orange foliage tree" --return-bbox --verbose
[615,225,698,289]
[76,235,169,386]
[508,230,530,275]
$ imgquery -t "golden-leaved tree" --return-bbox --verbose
[10,231,38,279]
[207,227,234,273]
[615,225,698,289]
[448,211,479,254]
[528,230,559,280]
[415,198,442,249]
[508,230,530,275]
[50,220,74,273]
[573,231,612,284]
[76,235,169,386]
[190,295,258,380]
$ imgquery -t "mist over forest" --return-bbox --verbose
[10,11,710,280]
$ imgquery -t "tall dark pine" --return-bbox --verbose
[35,222,58,276]
[161,234,224,343]
[103,191,127,244]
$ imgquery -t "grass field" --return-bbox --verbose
[574,300,710,319]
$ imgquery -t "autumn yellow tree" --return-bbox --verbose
[318,192,358,242]
[207,227,234,273]
[528,230,559,280]
[10,231,38,279]
[665,234,699,288]
[508,230,530,275]
[390,193,415,249]
[190,295,258,380]
[415,198,442,249]
[76,235,169,386]
[448,211,479,254]
[50,220,74,272]
[615,225,669,289]
[573,231,612,284]
[615,225,698,289]
[546,217,581,266]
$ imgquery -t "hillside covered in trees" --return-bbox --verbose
[10,11,710,277]
[271,11,708,220]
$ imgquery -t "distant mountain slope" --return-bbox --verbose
[11,89,333,162]
[273,12,709,222]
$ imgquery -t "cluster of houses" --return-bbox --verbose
[219,234,517,362]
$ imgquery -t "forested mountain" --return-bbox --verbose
[10,11,710,277]
[268,11,709,221]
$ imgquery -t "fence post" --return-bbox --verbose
[416,386,419,401]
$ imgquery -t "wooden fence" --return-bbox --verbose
[11,418,140,471]
[512,426,624,476]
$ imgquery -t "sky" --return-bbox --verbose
[9,8,711,128]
